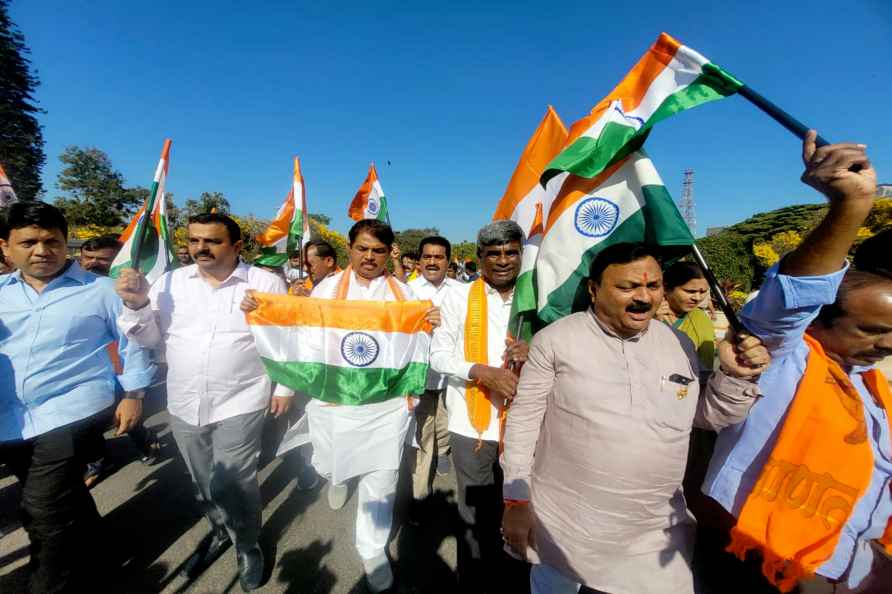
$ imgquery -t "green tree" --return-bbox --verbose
[53,146,142,226]
[0,0,45,200]
[309,213,331,226]
[185,191,230,216]
[452,241,477,263]
[394,227,440,256]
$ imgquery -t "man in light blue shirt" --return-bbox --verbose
[0,201,155,594]
[701,133,891,593]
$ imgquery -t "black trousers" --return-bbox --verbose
[0,410,109,594]
[451,432,525,594]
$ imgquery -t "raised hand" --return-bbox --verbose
[801,130,876,206]
[116,268,150,309]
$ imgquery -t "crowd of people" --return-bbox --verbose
[0,135,890,594]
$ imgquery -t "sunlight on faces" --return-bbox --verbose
[811,283,892,368]
[666,277,709,316]
[480,241,521,291]
[349,232,389,280]
[420,244,448,285]
[589,256,664,338]
[0,225,68,281]
[187,223,242,274]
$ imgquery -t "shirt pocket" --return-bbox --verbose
[649,371,698,432]
[64,313,109,346]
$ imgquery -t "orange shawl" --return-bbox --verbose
[464,278,494,437]
[728,333,892,591]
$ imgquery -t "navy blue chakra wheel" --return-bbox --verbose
[574,197,620,238]
[340,332,380,367]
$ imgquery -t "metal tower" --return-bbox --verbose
[679,169,696,235]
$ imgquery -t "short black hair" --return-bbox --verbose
[81,234,122,253]
[663,261,705,290]
[814,270,892,328]
[1,201,68,240]
[854,228,892,279]
[305,239,336,260]
[348,219,395,247]
[588,243,661,284]
[188,212,242,243]
[418,236,451,261]
[401,251,418,261]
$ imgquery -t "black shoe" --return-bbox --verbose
[180,529,231,578]
[138,431,161,465]
[295,463,320,491]
[237,545,265,592]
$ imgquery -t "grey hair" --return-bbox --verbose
[476,220,524,254]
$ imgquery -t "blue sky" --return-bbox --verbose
[11,0,892,241]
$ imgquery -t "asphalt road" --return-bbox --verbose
[0,405,465,594]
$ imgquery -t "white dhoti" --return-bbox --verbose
[306,397,411,561]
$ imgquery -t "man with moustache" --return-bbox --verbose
[116,213,292,592]
[287,239,339,296]
[701,134,892,593]
[0,202,155,593]
[408,236,462,505]
[501,242,769,594]
[79,235,122,276]
[430,220,529,592]
[176,245,192,266]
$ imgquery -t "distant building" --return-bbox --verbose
[706,226,726,237]
[877,183,892,198]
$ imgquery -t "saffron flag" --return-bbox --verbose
[0,164,18,207]
[256,157,311,267]
[348,163,389,223]
[110,140,175,284]
[247,294,433,405]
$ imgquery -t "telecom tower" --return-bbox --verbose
[679,169,696,235]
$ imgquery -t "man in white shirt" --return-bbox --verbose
[115,213,292,592]
[430,220,528,593]
[408,236,462,504]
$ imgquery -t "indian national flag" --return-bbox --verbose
[110,140,175,284]
[348,163,389,223]
[247,294,433,405]
[0,164,18,207]
[543,32,742,185]
[256,157,311,267]
[493,106,568,340]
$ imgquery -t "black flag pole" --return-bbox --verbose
[690,85,833,335]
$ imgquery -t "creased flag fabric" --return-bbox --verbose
[0,165,18,207]
[510,202,545,342]
[110,140,175,284]
[543,32,742,185]
[256,157,311,267]
[493,106,568,234]
[247,293,433,405]
[348,164,389,223]
[536,151,694,323]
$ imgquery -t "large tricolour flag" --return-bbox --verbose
[0,164,18,207]
[492,106,568,340]
[110,140,175,284]
[532,33,737,323]
[247,294,432,405]
[348,163,389,223]
[256,157,311,267]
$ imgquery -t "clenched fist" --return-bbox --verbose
[116,268,150,310]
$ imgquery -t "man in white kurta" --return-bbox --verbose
[304,220,422,593]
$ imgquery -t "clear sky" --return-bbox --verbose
[11,0,892,241]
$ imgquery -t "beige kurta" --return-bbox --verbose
[501,309,759,594]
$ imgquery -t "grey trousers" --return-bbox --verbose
[170,409,265,552]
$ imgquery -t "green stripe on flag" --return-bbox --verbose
[546,66,742,181]
[376,196,390,223]
[261,359,429,405]
[254,249,288,267]
[538,184,694,323]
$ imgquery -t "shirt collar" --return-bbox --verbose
[2,259,90,287]
[187,260,250,283]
